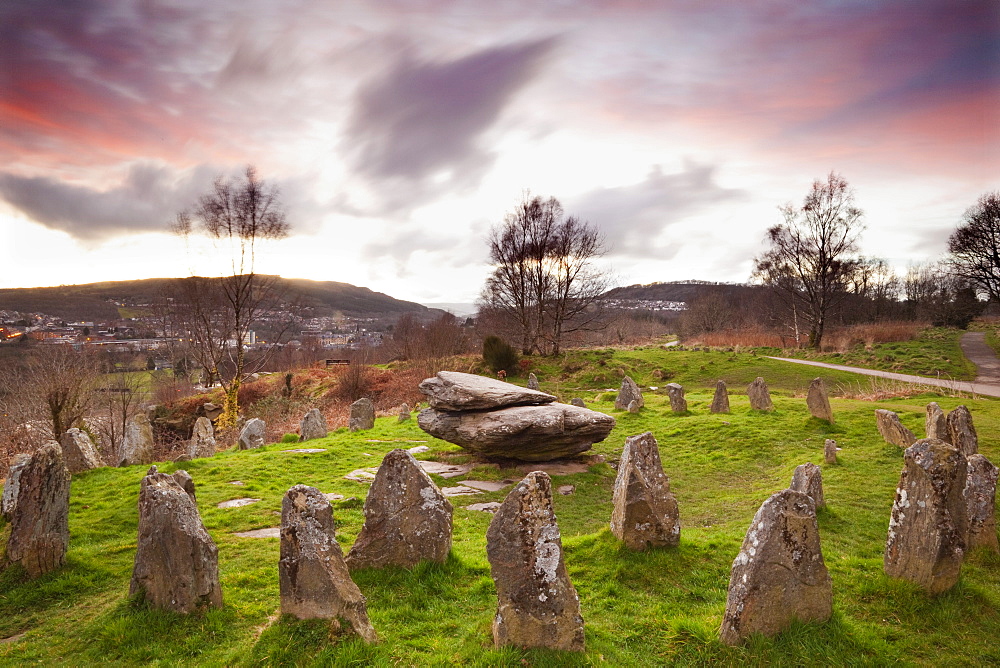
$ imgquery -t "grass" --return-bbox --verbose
[0,348,998,665]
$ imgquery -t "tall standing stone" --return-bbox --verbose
[610,432,680,550]
[397,403,411,423]
[615,376,644,411]
[346,449,453,570]
[527,373,540,390]
[280,485,378,642]
[824,439,838,465]
[2,453,31,520]
[238,418,266,450]
[875,409,916,448]
[710,380,730,414]
[300,408,328,441]
[963,454,998,553]
[486,471,584,652]
[6,443,71,577]
[720,489,831,645]
[665,383,688,413]
[806,378,833,423]
[946,405,978,456]
[348,398,375,432]
[747,377,773,411]
[884,438,968,594]
[187,417,216,460]
[130,471,222,612]
[119,414,155,467]
[59,428,104,473]
[925,402,948,440]
[790,462,825,509]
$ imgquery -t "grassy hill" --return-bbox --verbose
[0,347,997,665]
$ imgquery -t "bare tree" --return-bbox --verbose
[946,191,1000,302]
[92,356,149,463]
[752,172,865,349]
[172,165,290,428]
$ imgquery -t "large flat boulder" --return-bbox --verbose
[419,371,556,411]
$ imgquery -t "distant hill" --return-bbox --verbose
[603,281,757,303]
[0,276,439,322]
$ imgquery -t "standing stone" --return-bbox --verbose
[2,453,31,520]
[747,377,773,412]
[720,489,832,645]
[963,454,998,553]
[925,402,948,441]
[666,383,687,413]
[806,378,833,423]
[300,408,328,441]
[172,469,197,502]
[130,470,222,612]
[486,471,584,652]
[790,463,825,509]
[875,409,916,448]
[280,485,378,642]
[59,428,104,473]
[348,398,375,432]
[238,418,266,450]
[187,417,216,460]
[397,403,411,423]
[824,439,837,465]
[119,414,155,467]
[570,398,586,408]
[884,438,968,594]
[627,400,640,414]
[610,432,680,550]
[6,443,71,577]
[946,405,978,456]
[710,380,730,414]
[527,373,540,390]
[615,376,644,411]
[346,449,453,570]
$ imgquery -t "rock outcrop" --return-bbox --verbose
[875,409,916,448]
[6,443,71,577]
[238,418,266,450]
[300,408,328,441]
[349,398,375,432]
[59,428,104,473]
[610,432,680,550]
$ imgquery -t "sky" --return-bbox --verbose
[1,0,998,305]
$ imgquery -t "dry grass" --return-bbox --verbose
[687,321,922,351]
[835,376,976,401]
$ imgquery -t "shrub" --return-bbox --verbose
[482,336,519,373]
[280,433,299,443]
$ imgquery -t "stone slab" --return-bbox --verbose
[234,527,281,538]
[459,480,510,492]
[217,498,261,509]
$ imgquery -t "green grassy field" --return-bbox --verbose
[1,349,998,666]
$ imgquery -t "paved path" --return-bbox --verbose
[959,331,1000,384]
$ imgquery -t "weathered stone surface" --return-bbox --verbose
[397,403,411,423]
[875,409,916,448]
[171,469,197,502]
[570,398,586,408]
[946,405,978,456]
[486,471,584,652]
[419,370,556,411]
[280,485,377,642]
[666,383,687,413]
[610,432,680,550]
[59,428,104,473]
[1,454,31,520]
[627,400,640,413]
[615,376,644,411]
[202,402,223,420]
[710,380,730,414]
[187,417,216,460]
[300,408,328,441]
[720,489,831,645]
[349,398,375,432]
[238,418,267,450]
[118,414,154,467]
[790,463,825,509]
[130,471,222,612]
[418,403,615,461]
[6,443,70,577]
[884,438,968,594]
[806,378,833,422]
[824,439,837,465]
[925,402,948,440]
[964,454,998,553]
[346,449,453,570]
[747,377,773,411]
[468,502,502,513]
[527,373,540,390]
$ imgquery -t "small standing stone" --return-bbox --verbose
[747,377,773,411]
[486,471,585,652]
[627,400,640,414]
[824,439,837,465]
[397,403,411,423]
[946,405,978,456]
[806,378,833,423]
[6,443,71,577]
[610,432,680,550]
[615,376,644,411]
[570,398,586,408]
[172,469,197,502]
[119,414,155,467]
[790,462,825,509]
[279,485,378,642]
[720,489,831,645]
[187,417,216,460]
[300,408,328,441]
[710,380,730,414]
[884,438,968,594]
[925,402,948,440]
[964,454,998,553]
[875,409,916,448]
[527,373,540,390]
[59,428,104,473]
[666,383,687,413]
[238,418,267,450]
[348,398,375,432]
[346,449,453,570]
[2,453,31,520]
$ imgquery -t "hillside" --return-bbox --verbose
[603,280,758,303]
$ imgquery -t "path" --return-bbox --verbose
[959,331,1000,384]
